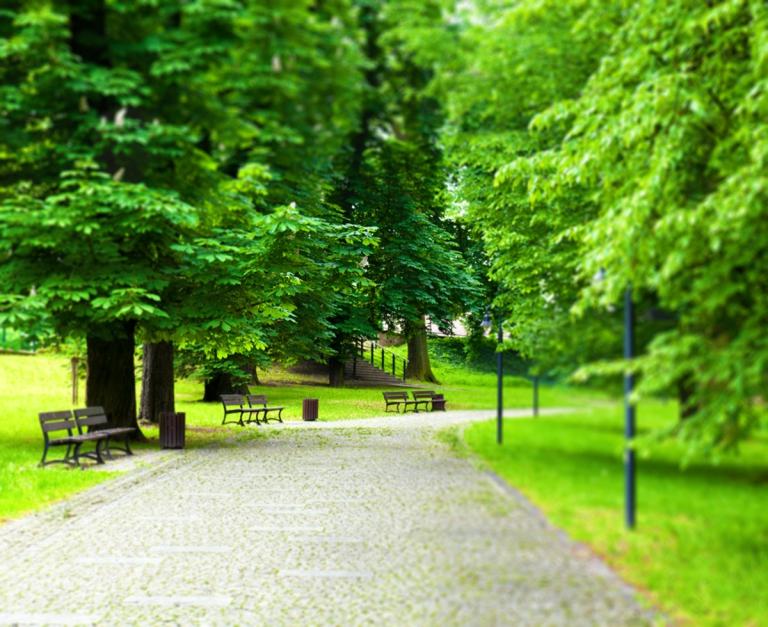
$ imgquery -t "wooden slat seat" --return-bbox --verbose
[411,390,447,411]
[73,407,136,459]
[220,394,262,426]
[246,394,284,424]
[39,411,108,467]
[383,391,419,413]
[411,391,435,412]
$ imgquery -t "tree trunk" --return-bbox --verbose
[203,371,248,402]
[405,317,439,383]
[86,321,143,438]
[139,341,175,424]
[678,374,698,421]
[328,356,345,387]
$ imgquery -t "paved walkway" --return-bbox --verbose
[0,419,655,625]
[276,408,566,429]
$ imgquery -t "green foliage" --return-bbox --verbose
[440,0,768,450]
[0,1,373,373]
[331,0,482,343]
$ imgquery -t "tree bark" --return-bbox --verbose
[86,320,143,437]
[139,341,175,423]
[328,356,345,387]
[203,371,248,402]
[405,317,439,383]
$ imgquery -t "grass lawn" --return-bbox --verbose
[461,404,768,625]
[1,349,766,624]
[1,346,571,521]
[0,353,121,521]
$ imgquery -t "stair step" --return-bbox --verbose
[344,358,404,385]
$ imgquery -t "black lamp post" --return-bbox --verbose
[482,309,503,445]
[624,285,636,529]
[595,269,637,530]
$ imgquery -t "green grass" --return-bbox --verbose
[0,354,120,521]
[2,348,766,624]
[0,346,574,521]
[461,404,768,625]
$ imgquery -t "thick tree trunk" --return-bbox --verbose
[139,341,175,424]
[405,317,439,383]
[86,321,143,438]
[328,356,345,387]
[203,371,248,402]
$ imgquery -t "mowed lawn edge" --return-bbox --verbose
[459,409,768,626]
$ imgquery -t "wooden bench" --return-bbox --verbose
[39,410,109,467]
[383,391,420,413]
[246,395,284,423]
[412,391,447,412]
[220,394,262,426]
[74,407,136,458]
[384,391,406,412]
[412,391,435,412]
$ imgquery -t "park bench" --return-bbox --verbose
[74,407,136,458]
[411,391,435,412]
[383,391,419,413]
[220,394,262,426]
[246,394,284,423]
[412,390,447,412]
[39,410,109,467]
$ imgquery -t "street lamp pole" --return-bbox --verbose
[624,285,636,529]
[497,321,503,445]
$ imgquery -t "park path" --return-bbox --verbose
[0,416,655,626]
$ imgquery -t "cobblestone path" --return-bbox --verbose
[0,426,655,626]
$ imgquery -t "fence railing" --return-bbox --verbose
[352,338,408,382]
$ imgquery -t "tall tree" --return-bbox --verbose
[0,1,370,425]
[441,0,768,450]
[330,0,479,383]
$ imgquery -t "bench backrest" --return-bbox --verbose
[39,410,75,436]
[74,407,108,432]
[220,394,245,407]
[383,391,408,401]
[412,391,436,400]
[247,394,268,407]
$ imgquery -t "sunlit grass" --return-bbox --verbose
[0,354,119,521]
[461,405,768,625]
[0,346,585,521]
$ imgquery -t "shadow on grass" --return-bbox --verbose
[522,444,767,489]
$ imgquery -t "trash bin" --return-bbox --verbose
[159,412,185,449]
[431,394,447,411]
[302,399,319,421]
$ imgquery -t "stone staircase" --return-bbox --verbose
[344,358,409,387]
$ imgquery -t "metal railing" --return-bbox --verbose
[351,338,408,382]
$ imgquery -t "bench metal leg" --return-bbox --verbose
[72,442,84,468]
[104,436,133,459]
[75,440,105,466]
[40,443,78,468]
